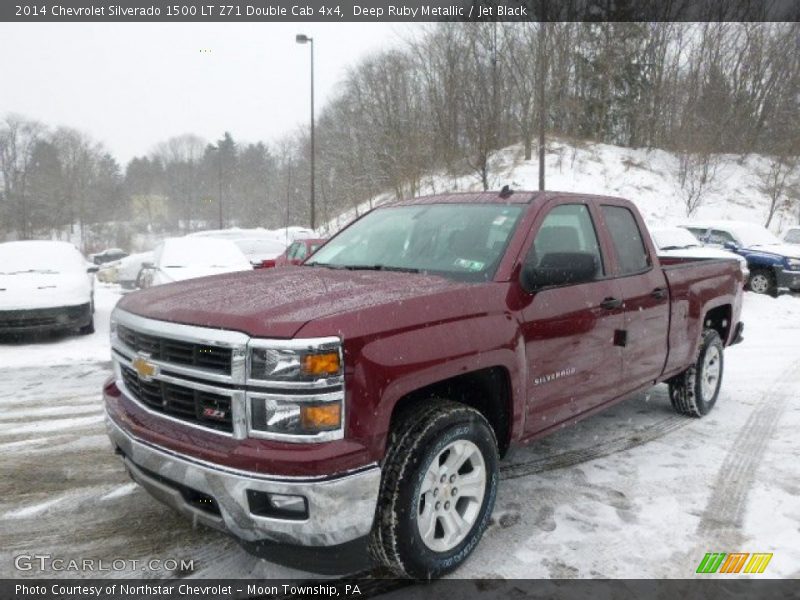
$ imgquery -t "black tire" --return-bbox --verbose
[668,329,724,417]
[369,400,499,579]
[78,316,95,335]
[747,269,776,296]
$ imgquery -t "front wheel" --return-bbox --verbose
[668,329,724,417]
[369,400,498,579]
[748,269,776,296]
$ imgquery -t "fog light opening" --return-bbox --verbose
[247,490,309,520]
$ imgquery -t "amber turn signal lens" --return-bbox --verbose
[301,352,340,376]
[300,403,341,431]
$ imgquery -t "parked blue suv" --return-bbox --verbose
[681,221,800,296]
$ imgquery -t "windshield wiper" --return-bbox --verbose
[344,265,421,273]
[303,262,348,269]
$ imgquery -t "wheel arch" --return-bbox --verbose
[386,366,515,458]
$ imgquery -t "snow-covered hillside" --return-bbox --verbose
[322,139,799,236]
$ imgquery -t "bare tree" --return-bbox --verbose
[0,115,44,239]
[676,151,720,217]
[759,156,798,227]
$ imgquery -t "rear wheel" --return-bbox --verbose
[369,400,498,579]
[669,329,724,417]
[748,269,776,296]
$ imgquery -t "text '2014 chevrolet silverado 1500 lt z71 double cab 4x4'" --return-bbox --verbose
[103,191,744,578]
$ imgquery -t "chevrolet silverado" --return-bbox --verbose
[104,191,744,578]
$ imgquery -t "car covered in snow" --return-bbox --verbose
[681,220,800,295]
[0,240,96,335]
[188,230,287,268]
[98,251,155,290]
[650,226,749,282]
[104,191,744,578]
[783,226,800,246]
[136,237,252,288]
[90,247,128,265]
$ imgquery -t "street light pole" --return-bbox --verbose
[217,148,223,229]
[296,34,315,231]
[210,144,223,229]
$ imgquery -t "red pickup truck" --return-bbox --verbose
[104,191,744,578]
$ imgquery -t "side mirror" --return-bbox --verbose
[87,265,99,274]
[521,252,598,292]
[141,261,155,270]
[723,241,739,251]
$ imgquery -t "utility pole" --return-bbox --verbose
[537,22,547,191]
[296,34,315,230]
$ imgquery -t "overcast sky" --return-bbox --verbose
[0,22,414,164]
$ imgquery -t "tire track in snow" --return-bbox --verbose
[695,359,800,541]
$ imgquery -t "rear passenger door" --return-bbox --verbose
[599,204,670,391]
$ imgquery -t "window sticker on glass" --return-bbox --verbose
[454,258,485,271]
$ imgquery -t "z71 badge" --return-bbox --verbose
[202,407,227,420]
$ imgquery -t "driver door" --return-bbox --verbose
[518,202,625,435]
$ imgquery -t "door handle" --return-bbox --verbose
[600,297,623,310]
[651,287,668,300]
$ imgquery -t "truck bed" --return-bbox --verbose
[660,256,744,378]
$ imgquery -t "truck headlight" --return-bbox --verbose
[786,258,800,271]
[248,392,343,439]
[246,338,344,441]
[248,340,342,382]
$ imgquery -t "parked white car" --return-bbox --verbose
[186,229,287,268]
[784,226,800,245]
[0,240,96,335]
[117,251,154,289]
[137,237,252,288]
[650,226,749,281]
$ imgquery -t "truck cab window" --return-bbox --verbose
[708,229,738,247]
[526,204,604,278]
[601,205,650,274]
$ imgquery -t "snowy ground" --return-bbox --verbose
[1,286,799,581]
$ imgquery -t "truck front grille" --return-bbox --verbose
[120,364,233,433]
[117,324,232,374]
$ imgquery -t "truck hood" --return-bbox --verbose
[746,244,800,260]
[116,266,469,338]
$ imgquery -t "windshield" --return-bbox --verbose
[652,228,701,250]
[0,242,85,275]
[308,203,524,281]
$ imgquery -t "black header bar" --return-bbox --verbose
[3,0,800,22]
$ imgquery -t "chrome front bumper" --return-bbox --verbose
[106,415,381,547]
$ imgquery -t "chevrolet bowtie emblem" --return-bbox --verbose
[132,354,159,381]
